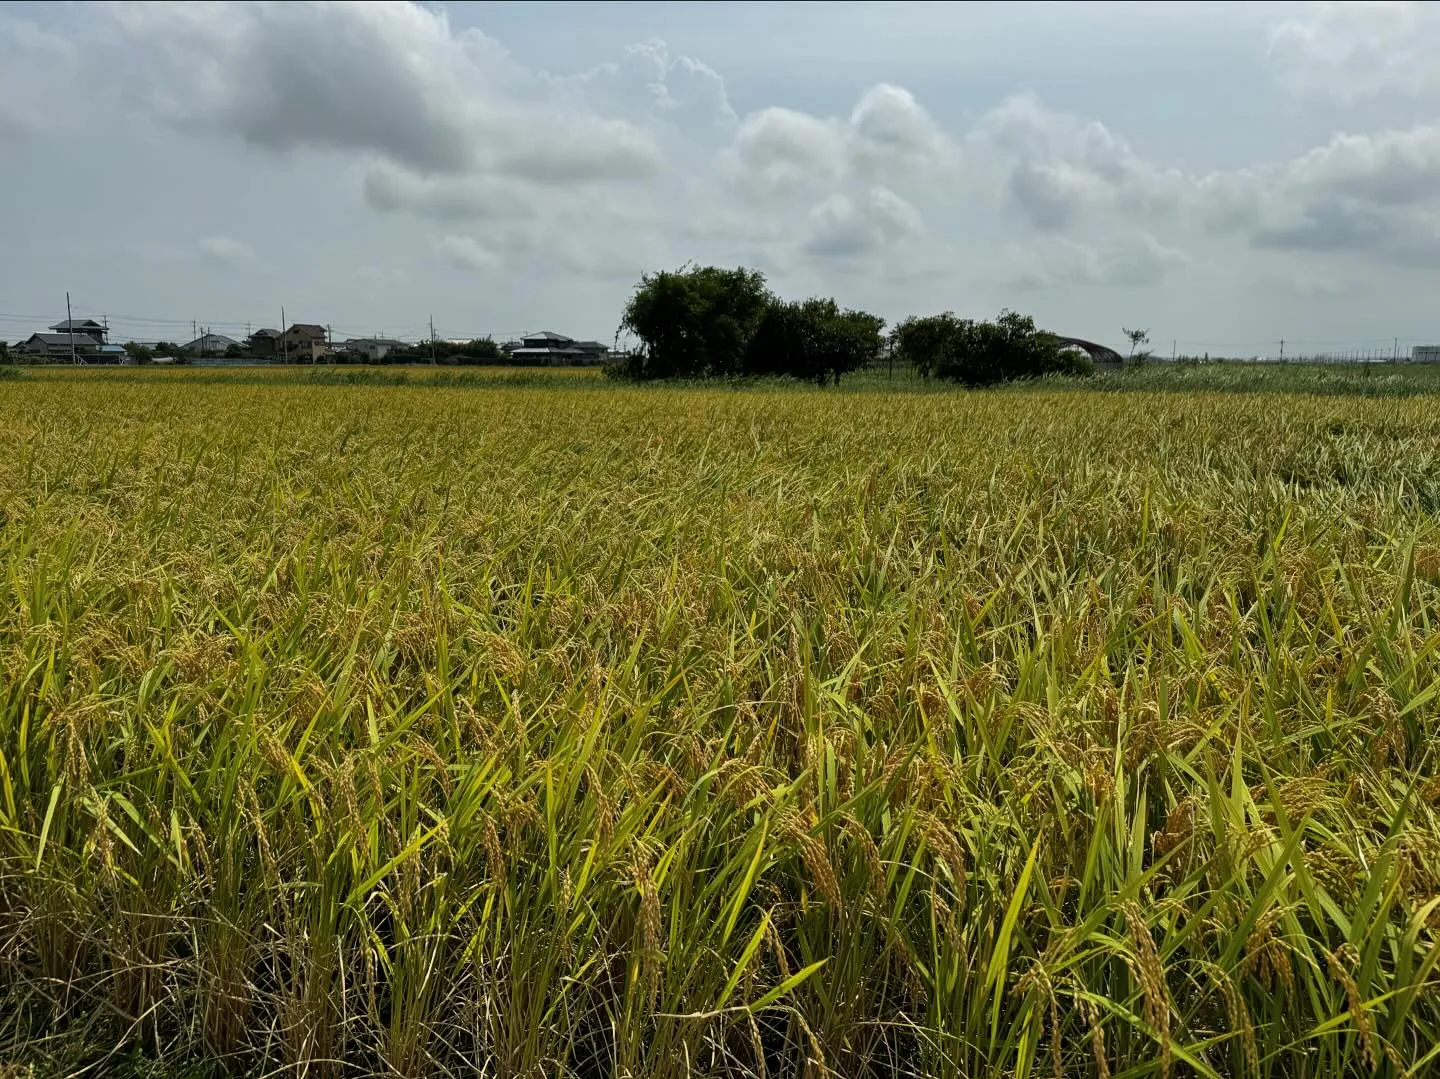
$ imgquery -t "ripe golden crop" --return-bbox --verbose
[3,367,1439,1076]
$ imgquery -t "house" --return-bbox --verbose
[504,331,609,365]
[182,333,240,356]
[1412,346,1440,363]
[14,332,103,360]
[247,328,281,357]
[275,323,330,361]
[49,319,107,344]
[341,337,408,361]
[569,340,609,363]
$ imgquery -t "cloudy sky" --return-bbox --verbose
[2,0,1439,355]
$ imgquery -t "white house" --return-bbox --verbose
[342,337,408,361]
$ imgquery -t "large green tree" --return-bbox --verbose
[892,309,1091,385]
[453,337,504,365]
[891,312,963,378]
[617,265,884,384]
[618,265,773,379]
[746,298,886,384]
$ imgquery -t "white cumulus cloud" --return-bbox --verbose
[1268,2,1440,102]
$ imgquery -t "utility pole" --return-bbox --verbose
[429,315,436,365]
[281,306,288,364]
[1279,338,1284,362]
[66,291,78,365]
[326,324,333,364]
[1172,339,1176,362]
[1394,337,1399,362]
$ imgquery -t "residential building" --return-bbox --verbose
[275,323,330,361]
[14,332,103,360]
[1412,346,1440,363]
[182,333,241,356]
[504,331,609,364]
[247,328,281,357]
[341,337,408,361]
[49,319,107,344]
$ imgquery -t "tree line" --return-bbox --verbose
[611,264,1095,385]
[106,339,510,366]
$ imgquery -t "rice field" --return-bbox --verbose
[3,368,1440,1077]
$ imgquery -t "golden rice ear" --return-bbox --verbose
[6,364,1439,1076]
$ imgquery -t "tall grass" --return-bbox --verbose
[1084,361,1440,398]
[2,374,1439,1077]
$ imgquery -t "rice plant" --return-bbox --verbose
[2,369,1439,1077]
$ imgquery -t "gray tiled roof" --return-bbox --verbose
[25,332,98,346]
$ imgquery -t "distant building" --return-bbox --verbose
[249,324,330,361]
[247,328,281,357]
[49,319,107,344]
[341,337,408,361]
[1412,346,1440,363]
[276,323,330,361]
[14,332,103,360]
[503,331,609,365]
[182,333,240,356]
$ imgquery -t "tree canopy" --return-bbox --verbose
[389,337,505,365]
[616,265,884,383]
[617,264,1095,387]
[891,309,1093,385]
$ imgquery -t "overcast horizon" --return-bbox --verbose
[3,1,1440,355]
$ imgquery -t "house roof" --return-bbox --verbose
[342,337,407,348]
[22,332,99,347]
[285,323,327,337]
[523,331,574,344]
[49,319,104,331]
[183,334,240,350]
[249,328,280,339]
